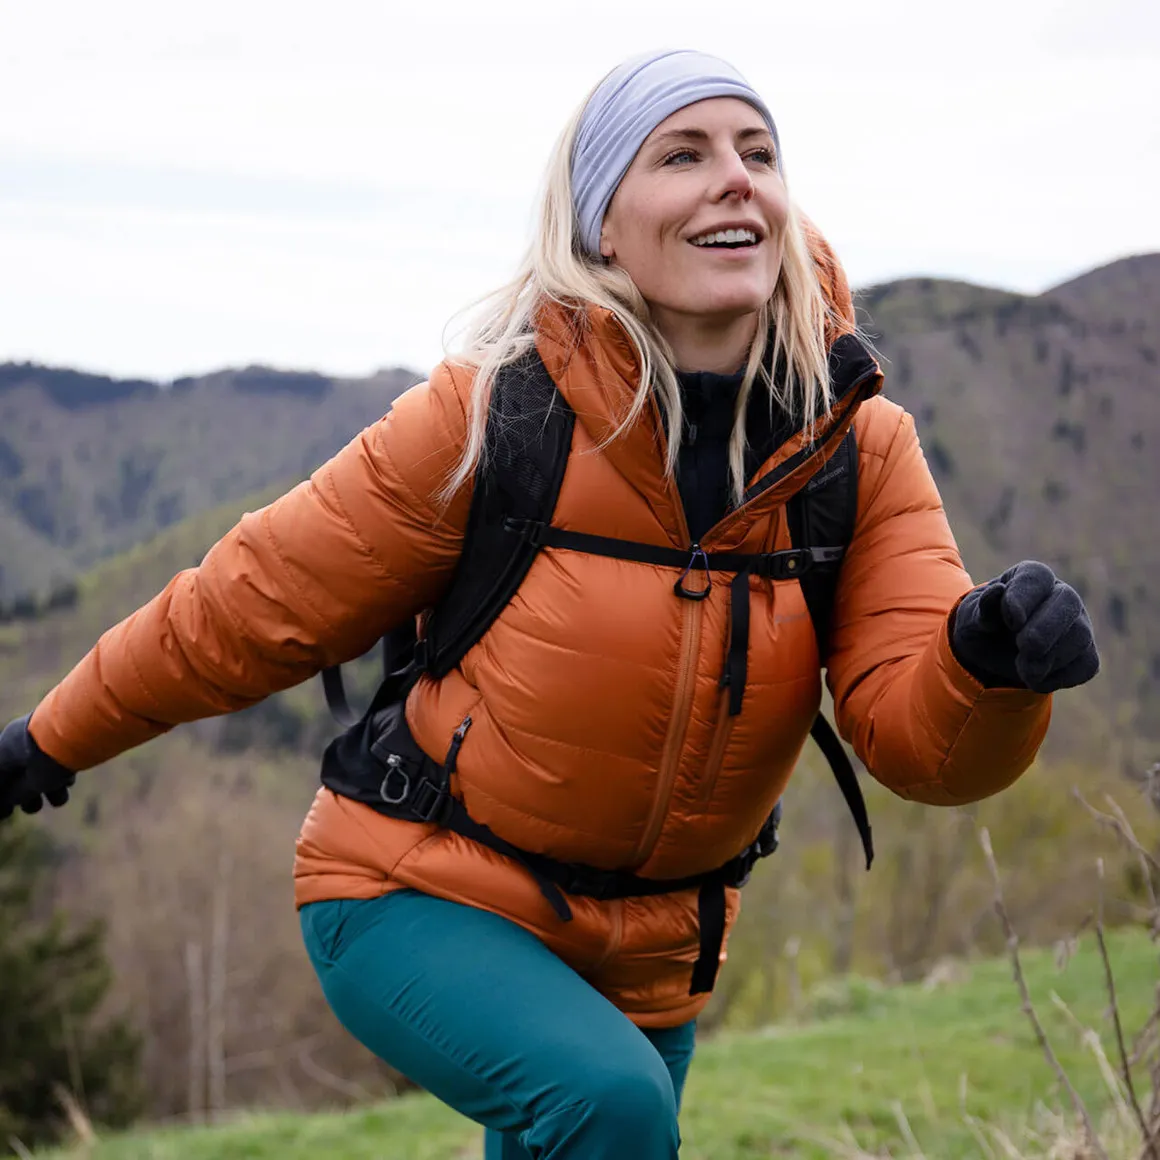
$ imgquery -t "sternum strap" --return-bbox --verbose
[503,518,843,716]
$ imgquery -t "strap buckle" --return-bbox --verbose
[758,546,845,580]
[409,775,455,826]
[374,749,454,826]
[553,862,623,901]
[502,517,547,548]
[775,549,815,579]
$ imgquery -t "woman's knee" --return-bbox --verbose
[541,1052,680,1155]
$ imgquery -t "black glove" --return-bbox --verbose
[0,714,77,821]
[951,561,1100,694]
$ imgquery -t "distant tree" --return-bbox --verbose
[0,821,142,1153]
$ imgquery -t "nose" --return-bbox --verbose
[712,151,755,202]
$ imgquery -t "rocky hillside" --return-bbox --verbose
[856,253,1159,769]
[0,362,421,604]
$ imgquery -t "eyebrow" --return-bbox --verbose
[647,126,773,148]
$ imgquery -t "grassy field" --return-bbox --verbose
[38,928,1156,1159]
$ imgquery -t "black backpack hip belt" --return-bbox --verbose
[321,677,784,995]
[320,342,878,997]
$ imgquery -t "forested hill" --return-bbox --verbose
[0,362,421,604]
[856,253,1159,770]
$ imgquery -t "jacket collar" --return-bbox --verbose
[535,301,689,544]
[533,299,883,549]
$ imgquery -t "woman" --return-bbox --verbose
[0,49,1098,1159]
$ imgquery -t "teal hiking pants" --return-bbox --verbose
[299,890,696,1159]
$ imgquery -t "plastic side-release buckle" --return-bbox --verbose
[408,775,455,826]
[566,866,624,902]
[773,549,815,579]
[502,517,547,548]
[373,748,454,826]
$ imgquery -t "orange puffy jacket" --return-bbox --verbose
[29,229,1051,1026]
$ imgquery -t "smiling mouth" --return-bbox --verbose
[688,227,761,249]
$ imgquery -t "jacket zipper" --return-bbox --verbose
[633,594,704,865]
[694,380,877,800]
[735,373,879,513]
[628,365,876,865]
[698,687,735,805]
[444,715,473,774]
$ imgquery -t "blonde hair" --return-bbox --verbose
[440,93,835,508]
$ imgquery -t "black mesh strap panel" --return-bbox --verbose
[785,427,872,869]
[787,427,859,663]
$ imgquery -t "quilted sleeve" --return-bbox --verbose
[824,396,1051,805]
[29,364,474,771]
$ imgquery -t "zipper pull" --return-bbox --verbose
[444,715,473,775]
[674,544,712,601]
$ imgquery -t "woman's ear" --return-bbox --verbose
[599,227,615,260]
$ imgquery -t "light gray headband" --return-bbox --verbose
[571,49,780,256]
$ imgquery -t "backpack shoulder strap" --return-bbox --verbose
[786,426,873,869]
[786,425,858,663]
[417,346,575,678]
[323,347,573,722]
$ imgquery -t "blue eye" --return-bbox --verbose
[746,147,777,167]
[662,149,698,166]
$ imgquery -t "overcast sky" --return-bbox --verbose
[1,0,1158,381]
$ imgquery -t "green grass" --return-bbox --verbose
[36,928,1156,1159]
[680,926,1155,1157]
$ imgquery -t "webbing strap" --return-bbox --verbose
[322,636,400,730]
[504,519,843,579]
[809,715,874,869]
[321,666,358,729]
[504,519,844,717]
[691,876,728,994]
[502,516,873,871]
[723,569,751,715]
[433,791,770,995]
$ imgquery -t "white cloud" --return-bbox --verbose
[1,0,1157,377]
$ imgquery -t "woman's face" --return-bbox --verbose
[599,97,788,336]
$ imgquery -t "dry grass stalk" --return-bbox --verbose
[1072,791,1160,912]
[978,827,1110,1160]
[1073,786,1160,1159]
[52,1082,96,1152]
[1092,857,1156,1157]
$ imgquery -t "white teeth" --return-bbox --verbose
[690,228,758,247]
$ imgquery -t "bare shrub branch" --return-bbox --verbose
[53,1083,96,1151]
[977,826,1109,1160]
[1089,857,1155,1155]
[1072,789,1160,907]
